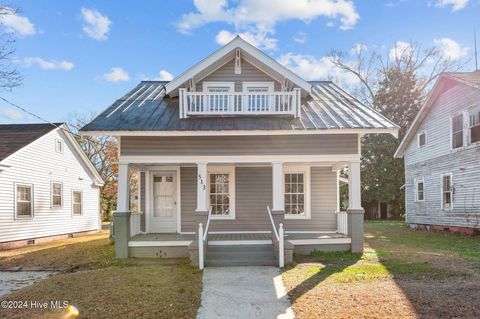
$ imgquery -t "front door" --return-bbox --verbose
[150,172,177,233]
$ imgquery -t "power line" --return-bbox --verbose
[0,95,117,151]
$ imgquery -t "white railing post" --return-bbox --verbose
[279,223,284,268]
[198,223,204,270]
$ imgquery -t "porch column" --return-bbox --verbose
[196,162,208,214]
[271,161,284,214]
[113,163,130,259]
[117,163,130,212]
[347,160,364,253]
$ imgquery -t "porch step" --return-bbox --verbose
[206,244,276,267]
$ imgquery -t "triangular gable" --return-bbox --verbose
[165,36,312,96]
[394,73,478,158]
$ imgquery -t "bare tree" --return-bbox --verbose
[0,6,23,90]
[329,42,466,107]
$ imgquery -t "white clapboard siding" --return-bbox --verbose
[0,128,100,242]
[403,81,480,228]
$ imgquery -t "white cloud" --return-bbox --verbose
[434,38,469,60]
[103,67,129,83]
[0,8,35,36]
[351,43,367,55]
[434,0,469,11]
[0,107,22,120]
[81,8,111,41]
[389,41,413,60]
[141,70,175,81]
[23,57,74,71]
[277,53,359,85]
[293,32,307,44]
[215,29,278,51]
[179,0,359,48]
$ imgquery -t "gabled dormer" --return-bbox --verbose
[166,36,311,118]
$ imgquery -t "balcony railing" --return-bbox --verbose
[179,88,301,118]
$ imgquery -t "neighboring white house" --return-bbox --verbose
[0,123,104,249]
[395,71,480,233]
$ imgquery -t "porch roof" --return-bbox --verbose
[80,81,398,135]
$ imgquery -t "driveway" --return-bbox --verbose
[197,266,294,319]
[0,271,54,297]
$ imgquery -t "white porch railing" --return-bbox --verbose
[179,88,302,118]
[267,205,284,268]
[198,206,212,270]
[336,211,348,235]
[130,212,142,237]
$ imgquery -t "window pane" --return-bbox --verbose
[17,202,31,216]
[53,195,62,206]
[471,125,480,143]
[73,204,81,215]
[209,173,230,215]
[419,133,426,146]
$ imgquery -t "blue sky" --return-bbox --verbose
[0,0,478,123]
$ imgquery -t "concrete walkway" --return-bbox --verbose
[197,266,295,319]
[0,271,54,297]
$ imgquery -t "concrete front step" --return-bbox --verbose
[206,244,276,267]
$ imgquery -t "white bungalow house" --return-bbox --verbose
[395,71,480,233]
[81,36,398,267]
[0,123,104,249]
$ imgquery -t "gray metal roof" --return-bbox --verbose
[0,123,61,161]
[80,81,398,133]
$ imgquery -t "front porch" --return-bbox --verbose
[112,152,365,267]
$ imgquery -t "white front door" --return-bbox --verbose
[150,172,177,233]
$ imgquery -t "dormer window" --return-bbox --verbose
[55,139,63,153]
[417,131,426,148]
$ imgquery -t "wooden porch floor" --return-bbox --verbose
[129,232,348,242]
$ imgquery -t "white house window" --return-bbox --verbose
[16,184,33,218]
[468,108,480,144]
[415,178,424,202]
[203,82,234,112]
[72,191,82,215]
[208,166,235,219]
[417,131,426,148]
[451,114,464,149]
[55,139,63,153]
[51,182,63,207]
[243,82,274,112]
[441,174,453,210]
[284,166,310,219]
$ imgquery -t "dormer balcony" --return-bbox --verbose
[179,88,302,118]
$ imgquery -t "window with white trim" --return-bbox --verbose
[16,184,33,218]
[203,82,234,112]
[208,166,235,218]
[468,107,480,144]
[441,174,453,210]
[284,166,310,219]
[417,131,426,148]
[451,114,464,149]
[243,82,274,112]
[55,139,63,153]
[415,178,424,202]
[51,182,62,207]
[72,191,82,215]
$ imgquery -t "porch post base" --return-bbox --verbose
[347,208,364,253]
[113,211,131,259]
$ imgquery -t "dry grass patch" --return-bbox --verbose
[0,232,115,271]
[283,221,480,319]
[1,263,202,319]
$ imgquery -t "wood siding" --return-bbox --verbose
[121,134,358,157]
[180,166,337,232]
[0,129,101,243]
[404,82,480,228]
[196,58,281,92]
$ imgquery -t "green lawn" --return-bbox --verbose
[282,221,480,319]
[0,232,202,319]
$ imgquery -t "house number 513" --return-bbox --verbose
[198,174,206,190]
